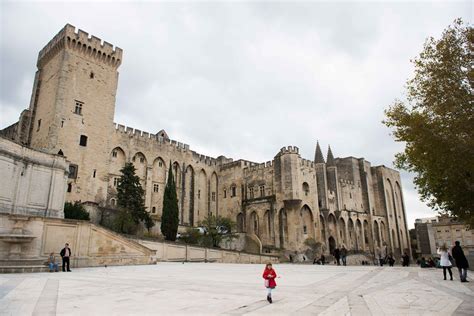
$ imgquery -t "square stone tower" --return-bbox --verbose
[26,24,122,203]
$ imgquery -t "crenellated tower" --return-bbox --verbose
[26,24,123,202]
[274,146,302,202]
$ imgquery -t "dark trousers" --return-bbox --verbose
[457,267,467,281]
[62,256,70,271]
[443,266,453,280]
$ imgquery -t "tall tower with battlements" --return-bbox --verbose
[26,24,122,202]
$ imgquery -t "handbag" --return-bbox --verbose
[264,279,269,287]
[448,254,455,265]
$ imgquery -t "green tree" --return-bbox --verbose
[161,163,179,241]
[116,162,154,233]
[199,214,237,248]
[181,227,202,245]
[64,201,90,220]
[384,19,474,227]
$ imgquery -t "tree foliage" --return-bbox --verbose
[384,19,474,226]
[161,163,179,241]
[198,214,237,248]
[116,162,154,233]
[64,201,90,220]
[180,227,202,245]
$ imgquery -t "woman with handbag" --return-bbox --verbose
[437,244,453,281]
[262,263,277,303]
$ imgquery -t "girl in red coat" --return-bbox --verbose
[262,263,277,303]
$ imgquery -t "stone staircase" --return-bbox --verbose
[0,258,51,273]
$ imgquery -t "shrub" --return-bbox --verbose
[64,201,90,220]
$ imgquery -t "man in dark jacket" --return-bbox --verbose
[60,243,72,272]
[333,248,341,265]
[452,241,469,282]
[402,252,410,267]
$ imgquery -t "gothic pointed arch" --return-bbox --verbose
[250,211,259,237]
[279,208,288,248]
[210,172,218,216]
[197,169,207,222]
[183,165,195,225]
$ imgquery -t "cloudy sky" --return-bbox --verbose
[0,1,471,227]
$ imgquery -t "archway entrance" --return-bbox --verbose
[328,236,336,255]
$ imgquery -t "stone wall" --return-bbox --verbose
[137,239,279,264]
[0,137,68,218]
[1,24,412,258]
[0,213,155,271]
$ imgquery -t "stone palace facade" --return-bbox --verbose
[1,24,411,257]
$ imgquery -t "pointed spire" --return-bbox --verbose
[314,141,325,163]
[327,145,335,166]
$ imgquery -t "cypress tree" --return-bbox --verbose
[161,163,179,240]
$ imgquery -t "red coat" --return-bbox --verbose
[262,268,277,288]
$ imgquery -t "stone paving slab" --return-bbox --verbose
[0,263,472,315]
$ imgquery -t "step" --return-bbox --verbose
[0,265,51,273]
[0,258,47,265]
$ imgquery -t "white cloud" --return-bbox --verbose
[1,1,471,228]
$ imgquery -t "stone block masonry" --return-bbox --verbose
[1,24,412,260]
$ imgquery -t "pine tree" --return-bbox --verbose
[161,163,179,240]
[116,162,154,233]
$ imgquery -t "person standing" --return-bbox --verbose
[262,263,277,303]
[402,252,410,267]
[60,243,72,272]
[387,253,395,267]
[451,241,469,282]
[333,247,341,266]
[437,244,453,280]
[340,245,347,266]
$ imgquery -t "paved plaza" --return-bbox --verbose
[0,263,473,315]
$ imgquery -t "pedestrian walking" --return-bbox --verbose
[451,241,469,282]
[333,247,341,265]
[60,243,72,272]
[262,263,277,303]
[437,244,453,280]
[340,245,347,266]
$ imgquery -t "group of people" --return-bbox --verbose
[46,243,73,272]
[332,245,348,266]
[263,241,469,304]
[376,244,410,267]
[435,241,469,283]
[418,257,437,268]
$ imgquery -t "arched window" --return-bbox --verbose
[237,213,244,232]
